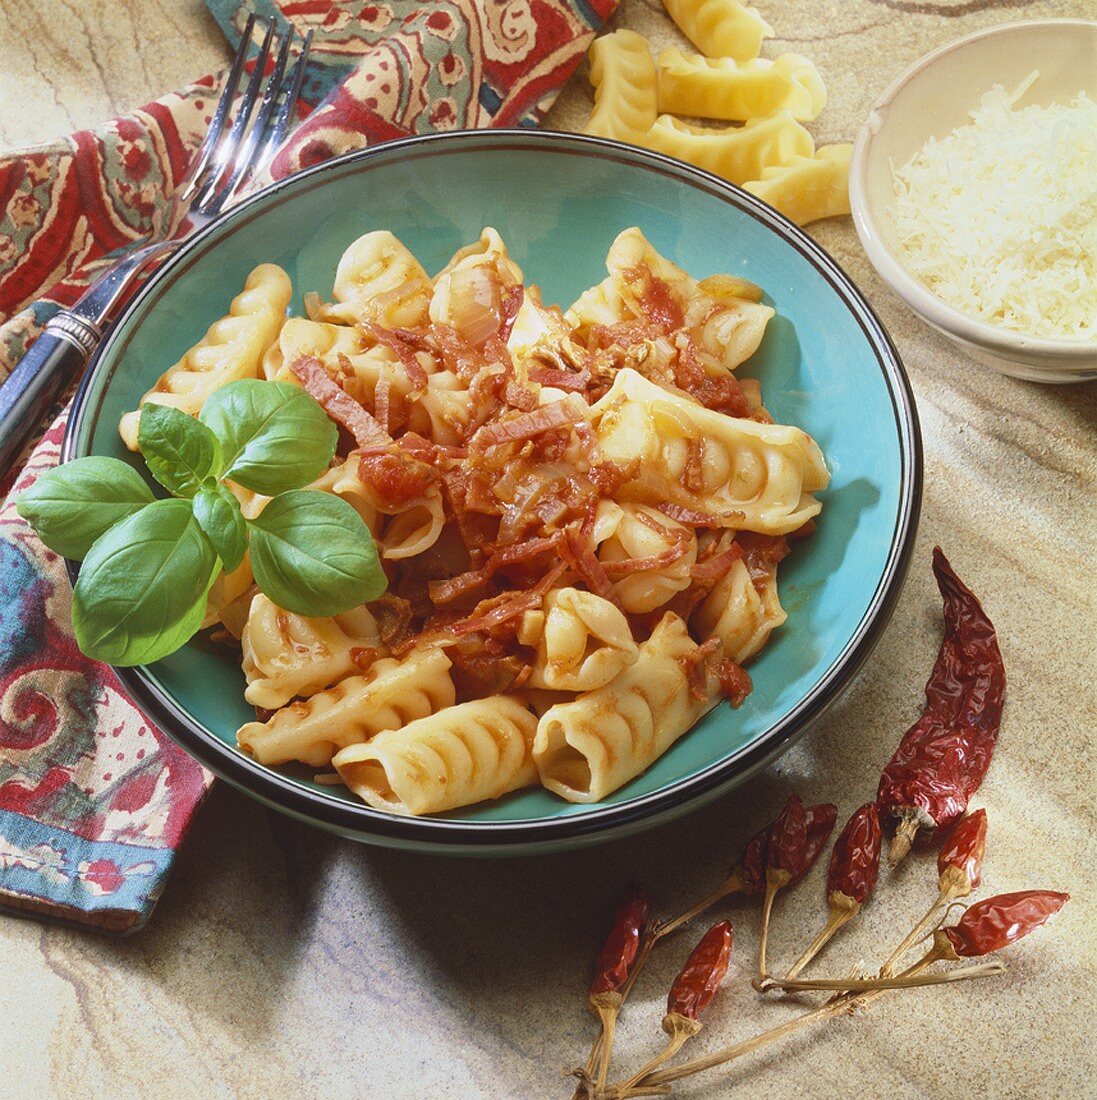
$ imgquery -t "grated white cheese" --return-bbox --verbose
[892,75,1097,341]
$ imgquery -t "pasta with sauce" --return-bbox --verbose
[129,227,827,815]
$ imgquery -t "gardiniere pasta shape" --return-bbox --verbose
[657,48,826,123]
[118,264,291,449]
[236,646,455,767]
[592,367,829,533]
[744,145,853,227]
[195,226,828,817]
[533,614,716,802]
[525,587,640,691]
[241,594,385,711]
[692,556,786,663]
[662,0,774,62]
[595,504,697,613]
[643,113,814,188]
[585,29,658,145]
[331,696,538,815]
[317,230,433,329]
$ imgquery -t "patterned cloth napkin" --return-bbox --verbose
[0,0,615,933]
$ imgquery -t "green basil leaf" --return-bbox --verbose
[193,483,247,573]
[16,456,155,560]
[72,498,219,666]
[247,490,386,616]
[199,380,337,495]
[138,403,222,497]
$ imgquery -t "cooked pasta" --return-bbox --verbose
[332,696,538,815]
[119,264,292,449]
[533,614,717,802]
[150,225,830,814]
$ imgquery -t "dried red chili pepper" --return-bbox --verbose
[616,921,735,1094]
[784,803,882,981]
[590,887,651,997]
[938,891,1069,958]
[877,548,1006,864]
[581,886,651,1093]
[734,821,771,895]
[881,808,990,977]
[937,808,988,895]
[755,794,839,984]
[667,921,735,1022]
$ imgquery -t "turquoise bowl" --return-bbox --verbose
[65,131,921,854]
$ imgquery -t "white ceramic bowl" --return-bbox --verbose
[849,20,1097,385]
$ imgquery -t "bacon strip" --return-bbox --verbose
[364,321,430,391]
[469,399,584,449]
[656,502,734,527]
[562,525,621,606]
[689,543,743,579]
[528,365,592,391]
[289,355,389,448]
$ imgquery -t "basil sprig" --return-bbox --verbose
[17,380,387,666]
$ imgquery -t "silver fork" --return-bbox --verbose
[0,14,313,474]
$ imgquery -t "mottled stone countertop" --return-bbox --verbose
[1,2,1093,1097]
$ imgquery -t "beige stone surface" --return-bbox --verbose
[1,2,1095,1098]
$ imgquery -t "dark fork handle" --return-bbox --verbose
[0,313,100,477]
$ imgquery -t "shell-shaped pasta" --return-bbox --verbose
[533,614,715,802]
[407,369,471,445]
[692,557,786,663]
[332,696,538,815]
[597,504,697,613]
[430,228,523,346]
[118,264,292,449]
[657,48,826,123]
[319,230,432,329]
[330,455,445,559]
[585,29,658,144]
[565,275,629,333]
[237,645,455,767]
[643,114,814,187]
[263,317,366,381]
[435,227,523,285]
[591,368,828,534]
[526,588,639,691]
[744,145,853,227]
[686,291,775,372]
[662,0,773,62]
[201,554,256,636]
[241,594,385,710]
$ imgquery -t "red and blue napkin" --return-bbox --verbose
[0,0,616,932]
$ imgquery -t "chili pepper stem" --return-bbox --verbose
[754,870,790,988]
[640,954,947,1090]
[888,812,923,866]
[879,884,962,977]
[653,874,745,940]
[590,993,623,1092]
[611,1014,701,1097]
[782,896,861,982]
[758,960,1005,993]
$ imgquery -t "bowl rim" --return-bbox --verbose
[64,128,922,848]
[849,18,1097,364]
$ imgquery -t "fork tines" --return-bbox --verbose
[183,14,313,211]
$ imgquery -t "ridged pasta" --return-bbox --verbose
[331,456,445,559]
[744,145,853,226]
[644,113,814,188]
[201,554,256,637]
[435,227,524,285]
[118,264,292,449]
[318,230,432,329]
[692,557,786,662]
[526,587,639,691]
[533,614,715,802]
[592,367,828,534]
[662,0,774,62]
[236,645,455,767]
[596,504,697,613]
[241,594,385,710]
[585,29,658,145]
[331,696,538,815]
[657,48,825,123]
